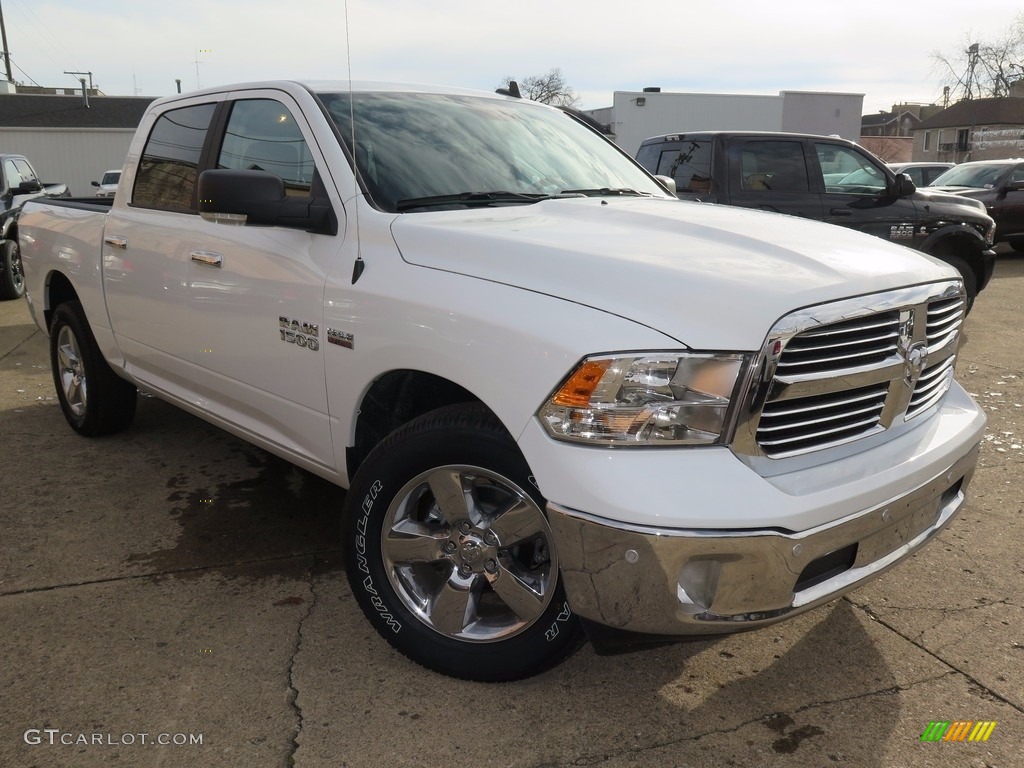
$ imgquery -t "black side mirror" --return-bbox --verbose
[197,169,336,235]
[892,172,916,198]
[91,180,100,187]
[16,179,44,194]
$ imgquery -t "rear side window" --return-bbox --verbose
[133,103,216,212]
[735,141,809,192]
[637,140,712,193]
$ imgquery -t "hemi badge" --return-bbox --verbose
[327,329,354,349]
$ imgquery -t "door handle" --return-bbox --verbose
[829,208,853,216]
[191,250,223,268]
[104,235,128,249]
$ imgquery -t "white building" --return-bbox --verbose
[0,88,154,197]
[588,88,864,156]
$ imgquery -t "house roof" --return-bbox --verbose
[917,97,1024,129]
[861,112,896,128]
[0,94,156,129]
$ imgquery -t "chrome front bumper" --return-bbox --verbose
[547,443,979,636]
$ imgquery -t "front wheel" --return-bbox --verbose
[343,404,581,681]
[0,239,24,300]
[938,254,977,312]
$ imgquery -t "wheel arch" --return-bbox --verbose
[43,270,80,331]
[919,227,990,288]
[347,368,495,481]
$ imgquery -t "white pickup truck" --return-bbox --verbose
[19,80,986,681]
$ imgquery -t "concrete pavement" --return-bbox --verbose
[1,254,1022,767]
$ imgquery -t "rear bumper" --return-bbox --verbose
[548,442,980,636]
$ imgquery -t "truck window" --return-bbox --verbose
[13,159,38,184]
[736,141,809,192]
[216,99,316,196]
[133,103,216,213]
[3,159,23,190]
[637,140,712,194]
[817,144,886,195]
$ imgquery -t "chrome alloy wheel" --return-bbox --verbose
[10,245,23,294]
[56,325,87,417]
[381,465,558,642]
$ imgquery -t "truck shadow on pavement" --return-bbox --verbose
[120,397,347,578]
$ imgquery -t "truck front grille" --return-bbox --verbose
[734,283,965,459]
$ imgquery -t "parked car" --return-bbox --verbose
[91,169,121,198]
[887,162,954,187]
[0,153,70,300]
[928,159,1024,252]
[635,132,995,308]
[19,82,985,680]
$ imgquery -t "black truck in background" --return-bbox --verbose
[636,132,996,309]
[0,153,70,300]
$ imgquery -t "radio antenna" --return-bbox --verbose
[344,0,365,283]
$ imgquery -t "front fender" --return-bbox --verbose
[918,224,996,292]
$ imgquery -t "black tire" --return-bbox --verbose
[1010,241,1024,254]
[49,301,137,436]
[939,254,977,313]
[343,403,582,681]
[0,239,25,300]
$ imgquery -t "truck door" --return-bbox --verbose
[988,163,1024,243]
[104,100,219,384]
[813,141,919,245]
[185,93,343,472]
[724,138,823,220]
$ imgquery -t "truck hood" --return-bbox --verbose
[915,186,989,213]
[390,197,956,350]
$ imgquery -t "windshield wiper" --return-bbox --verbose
[557,187,653,197]
[396,191,554,211]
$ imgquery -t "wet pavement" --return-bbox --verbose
[1,252,1022,767]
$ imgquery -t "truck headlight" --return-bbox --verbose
[538,353,748,446]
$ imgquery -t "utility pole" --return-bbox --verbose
[0,0,15,83]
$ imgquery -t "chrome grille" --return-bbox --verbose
[756,383,889,455]
[908,358,956,419]
[774,311,900,376]
[926,296,964,350]
[734,282,965,460]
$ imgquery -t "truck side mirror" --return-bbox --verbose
[91,181,100,187]
[654,175,677,196]
[197,169,336,235]
[16,179,44,194]
[892,172,916,198]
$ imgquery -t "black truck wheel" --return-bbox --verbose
[0,239,25,300]
[49,301,138,436]
[343,403,581,681]
[938,254,977,312]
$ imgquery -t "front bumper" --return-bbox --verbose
[547,442,980,636]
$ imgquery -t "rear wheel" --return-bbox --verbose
[343,403,581,680]
[50,301,137,436]
[0,239,24,300]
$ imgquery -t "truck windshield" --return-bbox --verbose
[930,163,1010,188]
[318,91,666,212]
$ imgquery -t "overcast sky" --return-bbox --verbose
[3,0,1022,114]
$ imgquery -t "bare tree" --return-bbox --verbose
[931,15,1024,101]
[499,68,581,108]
